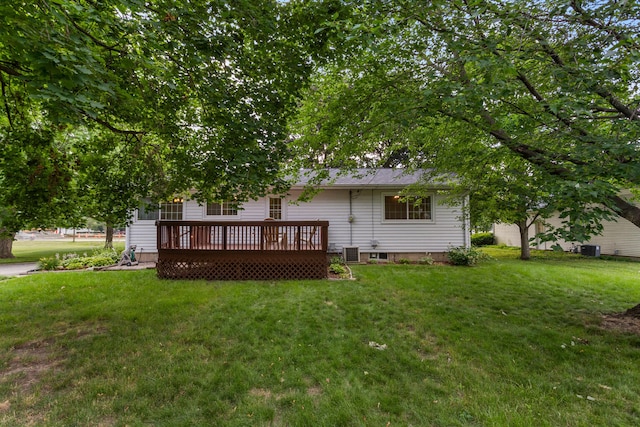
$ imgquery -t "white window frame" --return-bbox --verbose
[160,199,184,221]
[381,193,434,223]
[136,198,184,221]
[267,197,284,220]
[136,198,159,221]
[204,201,240,219]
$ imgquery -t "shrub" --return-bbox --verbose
[330,255,344,265]
[368,259,378,264]
[397,258,411,264]
[38,255,60,271]
[447,246,487,266]
[62,258,88,270]
[329,263,346,275]
[86,248,119,266]
[471,232,495,247]
[51,249,120,270]
[418,256,434,265]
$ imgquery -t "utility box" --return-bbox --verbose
[581,245,601,257]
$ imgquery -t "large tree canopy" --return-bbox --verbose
[290,0,640,242]
[0,0,349,254]
[2,0,348,199]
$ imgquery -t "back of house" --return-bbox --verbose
[126,169,470,263]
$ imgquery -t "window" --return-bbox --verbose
[384,195,432,221]
[160,199,183,220]
[206,201,238,216]
[137,199,159,221]
[137,198,183,221]
[268,197,282,220]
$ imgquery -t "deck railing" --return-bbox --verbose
[156,220,329,280]
[157,220,328,252]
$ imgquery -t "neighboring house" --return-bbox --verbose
[126,168,470,263]
[494,191,640,258]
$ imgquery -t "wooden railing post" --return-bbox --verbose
[222,225,227,251]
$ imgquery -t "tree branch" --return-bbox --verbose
[534,38,640,122]
[569,0,640,51]
[0,62,24,77]
[82,112,147,135]
[0,73,13,129]
[53,3,128,54]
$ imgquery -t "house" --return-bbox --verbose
[493,191,640,258]
[126,168,470,278]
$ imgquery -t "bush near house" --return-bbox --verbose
[471,232,495,246]
[447,246,487,266]
[38,249,120,271]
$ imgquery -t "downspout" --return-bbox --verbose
[349,190,353,246]
[462,194,471,248]
[371,189,375,244]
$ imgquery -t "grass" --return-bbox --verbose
[0,240,125,264]
[1,251,640,426]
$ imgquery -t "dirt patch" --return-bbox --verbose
[0,326,107,399]
[600,314,640,335]
[249,388,272,399]
[306,385,322,397]
[0,338,63,396]
[599,303,640,335]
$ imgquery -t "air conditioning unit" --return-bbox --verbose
[343,246,360,263]
[581,245,601,257]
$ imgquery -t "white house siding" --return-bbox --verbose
[127,185,469,260]
[126,221,159,259]
[494,213,640,258]
[267,188,465,255]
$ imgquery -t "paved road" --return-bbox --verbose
[0,263,39,277]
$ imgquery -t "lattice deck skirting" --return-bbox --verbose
[157,250,328,280]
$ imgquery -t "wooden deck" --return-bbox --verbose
[156,220,329,280]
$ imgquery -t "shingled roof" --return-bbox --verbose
[292,168,447,188]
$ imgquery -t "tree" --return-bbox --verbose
[0,128,77,257]
[75,130,170,248]
[1,0,350,256]
[290,0,640,247]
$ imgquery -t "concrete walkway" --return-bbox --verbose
[0,263,39,277]
[0,262,156,278]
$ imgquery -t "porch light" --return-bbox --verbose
[172,197,184,203]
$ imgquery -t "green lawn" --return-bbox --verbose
[0,240,125,264]
[1,252,639,426]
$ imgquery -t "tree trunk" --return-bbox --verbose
[0,232,15,258]
[517,220,531,260]
[104,223,114,249]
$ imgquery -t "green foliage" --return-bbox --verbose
[290,0,640,244]
[40,248,119,271]
[368,258,378,264]
[329,263,346,275]
[1,240,124,264]
[1,260,640,425]
[447,246,487,266]
[330,255,344,265]
[471,232,495,247]
[397,258,411,264]
[1,0,347,246]
[37,255,61,271]
[418,256,434,265]
[0,129,77,234]
[61,255,87,270]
